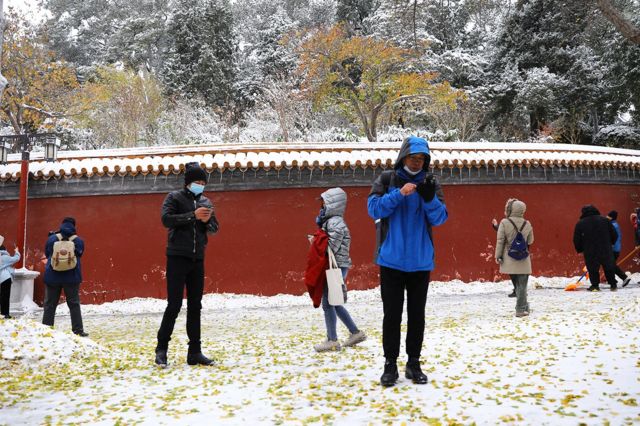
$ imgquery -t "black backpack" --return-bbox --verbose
[506,218,529,260]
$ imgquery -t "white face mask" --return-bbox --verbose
[403,165,421,176]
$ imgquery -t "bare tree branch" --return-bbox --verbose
[0,0,7,102]
[597,0,640,45]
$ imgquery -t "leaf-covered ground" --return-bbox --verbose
[1,278,639,425]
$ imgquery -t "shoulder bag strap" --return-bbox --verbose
[327,246,338,269]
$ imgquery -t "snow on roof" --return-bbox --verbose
[1,142,639,181]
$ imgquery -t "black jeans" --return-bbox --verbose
[0,278,11,316]
[42,283,84,333]
[585,256,617,287]
[157,256,205,353]
[612,252,627,282]
[380,266,430,360]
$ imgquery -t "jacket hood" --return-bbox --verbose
[505,199,526,218]
[581,205,601,219]
[320,187,347,218]
[394,136,431,170]
[60,222,76,238]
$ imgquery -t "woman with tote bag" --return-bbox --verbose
[313,188,367,352]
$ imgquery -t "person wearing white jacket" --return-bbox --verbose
[0,235,21,319]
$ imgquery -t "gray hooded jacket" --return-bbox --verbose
[319,187,352,268]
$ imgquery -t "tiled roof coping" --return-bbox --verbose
[1,142,639,181]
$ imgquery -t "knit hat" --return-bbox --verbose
[62,217,76,226]
[184,162,208,186]
[608,210,618,220]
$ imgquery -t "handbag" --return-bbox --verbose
[326,247,345,306]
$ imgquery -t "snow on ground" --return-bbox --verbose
[1,276,639,425]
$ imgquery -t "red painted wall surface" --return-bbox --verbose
[0,183,638,304]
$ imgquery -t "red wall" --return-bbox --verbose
[0,183,638,304]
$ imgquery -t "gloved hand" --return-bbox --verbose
[495,257,503,265]
[416,176,436,202]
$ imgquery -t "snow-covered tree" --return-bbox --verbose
[161,0,237,109]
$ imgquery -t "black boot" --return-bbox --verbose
[508,291,516,298]
[380,359,399,387]
[155,348,168,367]
[405,357,428,384]
[187,352,215,366]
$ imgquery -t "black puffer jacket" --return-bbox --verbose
[573,205,616,262]
[161,189,219,260]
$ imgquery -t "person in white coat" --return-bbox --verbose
[0,235,21,319]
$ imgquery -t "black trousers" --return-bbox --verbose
[157,256,204,353]
[585,256,617,287]
[42,283,84,333]
[612,252,627,282]
[380,266,430,360]
[0,278,11,316]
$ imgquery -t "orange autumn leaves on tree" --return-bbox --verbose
[298,25,462,141]
[0,10,79,134]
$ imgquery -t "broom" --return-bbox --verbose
[565,246,640,291]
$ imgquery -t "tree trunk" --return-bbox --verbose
[597,0,640,45]
[0,0,7,103]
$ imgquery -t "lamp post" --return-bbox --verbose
[0,133,60,268]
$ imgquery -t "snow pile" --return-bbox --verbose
[0,317,101,366]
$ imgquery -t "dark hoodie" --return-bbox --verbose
[367,136,448,272]
[573,205,617,262]
[44,221,85,285]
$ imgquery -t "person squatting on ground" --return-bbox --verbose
[155,162,219,367]
[0,235,20,319]
[491,218,517,298]
[607,210,632,288]
[367,136,448,387]
[494,199,534,317]
[573,205,618,292]
[42,217,88,336]
[313,188,367,353]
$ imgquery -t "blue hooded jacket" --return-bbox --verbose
[611,220,622,253]
[367,136,448,272]
[44,222,84,285]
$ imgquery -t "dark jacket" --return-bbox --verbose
[161,188,219,260]
[44,222,84,286]
[573,205,617,263]
[367,136,448,272]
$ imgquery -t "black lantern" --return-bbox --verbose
[44,135,60,162]
[0,139,9,165]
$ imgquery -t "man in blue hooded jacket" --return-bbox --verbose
[368,136,448,387]
[42,217,88,336]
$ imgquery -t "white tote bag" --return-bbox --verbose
[326,247,345,306]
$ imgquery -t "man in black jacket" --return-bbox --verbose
[573,205,617,292]
[155,162,219,367]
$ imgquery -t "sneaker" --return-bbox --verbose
[73,331,89,337]
[515,311,529,317]
[380,359,399,387]
[587,286,601,292]
[622,277,632,288]
[314,340,341,352]
[508,291,516,298]
[343,331,367,347]
[155,348,168,367]
[405,358,428,384]
[186,352,215,366]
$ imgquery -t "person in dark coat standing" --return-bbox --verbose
[573,205,618,292]
[42,217,88,336]
[367,136,448,387]
[155,162,219,367]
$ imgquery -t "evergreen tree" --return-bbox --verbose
[161,0,237,109]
